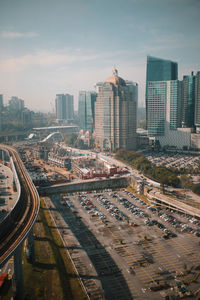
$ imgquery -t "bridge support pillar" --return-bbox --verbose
[13,244,24,300]
[27,228,35,263]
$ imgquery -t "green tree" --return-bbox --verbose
[180,175,193,190]
[74,139,85,149]
[192,183,200,195]
[65,133,78,146]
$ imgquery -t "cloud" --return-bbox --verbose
[0,31,38,39]
[0,49,106,72]
[0,48,142,73]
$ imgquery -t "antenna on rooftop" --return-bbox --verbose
[113,65,118,76]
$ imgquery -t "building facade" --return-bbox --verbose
[78,91,97,132]
[55,94,74,123]
[195,71,200,133]
[146,56,178,128]
[9,96,24,111]
[0,95,3,132]
[146,56,178,83]
[147,80,181,137]
[95,69,138,152]
[181,72,195,128]
[0,95,3,110]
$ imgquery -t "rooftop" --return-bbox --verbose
[105,69,126,86]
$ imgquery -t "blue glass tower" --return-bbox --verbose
[78,91,97,132]
[146,56,178,83]
[146,56,178,135]
[195,71,200,133]
[182,72,195,128]
[147,80,181,137]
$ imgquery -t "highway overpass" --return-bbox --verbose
[0,144,40,299]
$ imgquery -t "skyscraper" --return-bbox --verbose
[195,71,200,133]
[95,69,138,152]
[147,80,181,137]
[9,96,24,111]
[146,56,178,129]
[55,94,74,123]
[146,56,178,82]
[181,72,195,128]
[0,94,3,110]
[0,95,3,132]
[78,91,97,132]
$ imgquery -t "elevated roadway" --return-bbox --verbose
[0,144,40,266]
[148,189,200,218]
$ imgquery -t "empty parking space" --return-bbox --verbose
[45,188,200,299]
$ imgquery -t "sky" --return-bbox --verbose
[0,0,200,112]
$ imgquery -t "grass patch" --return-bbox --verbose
[22,197,87,300]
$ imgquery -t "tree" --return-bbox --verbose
[74,139,85,149]
[65,133,78,146]
[192,183,200,195]
[180,175,193,190]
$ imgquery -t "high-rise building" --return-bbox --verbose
[0,94,3,110]
[78,91,97,132]
[181,72,195,128]
[147,80,181,137]
[147,80,193,149]
[9,96,24,111]
[55,94,74,123]
[195,71,200,133]
[146,56,178,128]
[0,95,3,132]
[95,69,138,152]
[146,56,178,82]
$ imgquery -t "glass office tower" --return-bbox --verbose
[195,71,200,133]
[182,72,195,128]
[147,80,181,137]
[78,91,97,132]
[146,56,178,132]
[55,94,74,122]
[146,56,178,82]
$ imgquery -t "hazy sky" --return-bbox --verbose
[0,0,200,111]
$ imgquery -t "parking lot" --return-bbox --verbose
[44,189,200,299]
[144,151,200,171]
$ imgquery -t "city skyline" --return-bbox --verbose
[0,0,200,111]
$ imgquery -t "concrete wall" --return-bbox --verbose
[38,176,130,196]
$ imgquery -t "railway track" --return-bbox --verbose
[0,144,40,265]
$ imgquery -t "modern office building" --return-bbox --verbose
[147,80,181,137]
[95,69,138,152]
[0,94,3,110]
[78,91,97,132]
[181,72,195,128]
[0,95,3,132]
[147,80,194,149]
[146,56,178,127]
[95,82,104,93]
[146,56,178,82]
[195,71,200,133]
[9,96,24,111]
[55,94,74,123]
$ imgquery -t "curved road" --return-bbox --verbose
[0,144,40,266]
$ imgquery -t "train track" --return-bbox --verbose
[0,144,40,265]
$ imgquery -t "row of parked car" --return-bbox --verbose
[95,194,128,221]
[77,194,106,221]
[157,212,200,237]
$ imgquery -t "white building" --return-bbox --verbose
[55,94,74,123]
[95,69,138,152]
